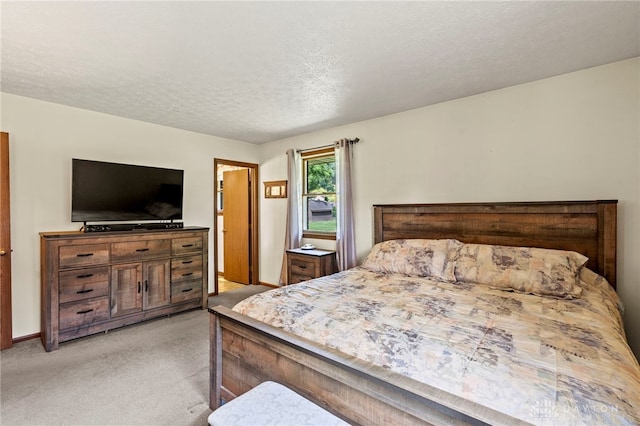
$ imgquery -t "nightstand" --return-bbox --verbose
[286,248,338,284]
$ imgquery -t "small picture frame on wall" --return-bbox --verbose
[264,180,287,199]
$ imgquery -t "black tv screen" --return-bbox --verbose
[72,159,184,223]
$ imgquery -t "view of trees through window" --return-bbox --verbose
[303,153,336,233]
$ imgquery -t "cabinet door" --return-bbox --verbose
[143,259,170,310]
[111,263,143,318]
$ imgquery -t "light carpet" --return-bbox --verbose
[0,286,272,426]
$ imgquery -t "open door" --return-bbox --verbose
[223,169,250,284]
[213,159,259,294]
[0,132,12,349]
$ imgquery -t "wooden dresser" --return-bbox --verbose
[40,227,208,351]
[286,248,337,284]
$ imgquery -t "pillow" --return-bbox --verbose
[454,244,587,299]
[361,239,463,282]
[578,267,613,292]
[578,268,625,321]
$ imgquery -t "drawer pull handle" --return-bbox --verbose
[138,282,141,293]
[181,288,193,293]
[136,248,150,252]
[182,272,193,277]
[77,273,94,279]
[182,244,194,248]
[145,280,148,292]
[299,265,307,269]
[77,289,94,294]
[182,260,193,264]
[77,309,94,315]
[77,253,94,257]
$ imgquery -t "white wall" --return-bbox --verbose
[0,93,259,338]
[259,58,640,356]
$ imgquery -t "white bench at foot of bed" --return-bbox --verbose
[207,381,350,426]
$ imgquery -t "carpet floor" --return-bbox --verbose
[0,286,273,426]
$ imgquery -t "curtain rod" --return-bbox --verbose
[296,137,360,153]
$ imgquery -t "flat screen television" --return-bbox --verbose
[72,159,184,223]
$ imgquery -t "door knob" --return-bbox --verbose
[0,249,6,256]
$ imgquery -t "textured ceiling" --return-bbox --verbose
[1,1,639,144]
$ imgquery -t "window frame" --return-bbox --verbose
[301,147,336,240]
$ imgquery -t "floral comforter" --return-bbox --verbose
[233,268,640,425]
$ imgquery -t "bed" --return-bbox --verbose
[209,200,640,425]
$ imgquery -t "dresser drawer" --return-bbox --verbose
[171,255,203,283]
[111,239,170,262]
[59,266,110,304]
[289,255,318,277]
[289,273,314,284]
[171,280,202,304]
[172,237,203,255]
[59,297,110,330]
[59,244,110,269]
[60,266,109,286]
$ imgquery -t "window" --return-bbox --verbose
[302,148,336,239]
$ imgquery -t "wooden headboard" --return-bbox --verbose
[373,200,617,288]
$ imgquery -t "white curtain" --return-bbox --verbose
[279,149,302,284]
[335,138,357,271]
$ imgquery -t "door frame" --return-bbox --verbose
[213,159,259,294]
[1,132,12,349]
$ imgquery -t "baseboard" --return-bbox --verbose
[13,332,41,344]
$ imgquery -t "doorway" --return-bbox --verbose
[213,159,259,295]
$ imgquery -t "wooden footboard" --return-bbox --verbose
[209,306,527,426]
